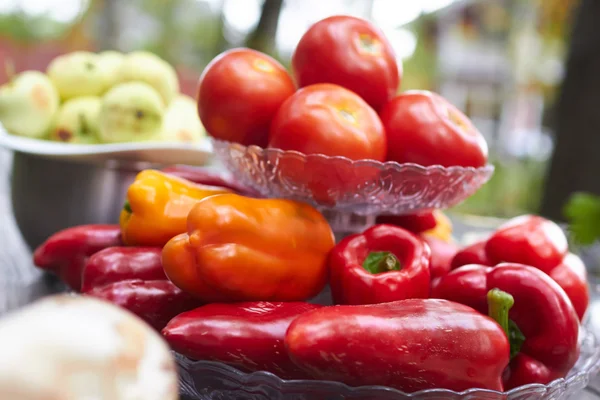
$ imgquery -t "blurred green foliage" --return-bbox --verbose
[0,11,67,42]
[452,158,546,217]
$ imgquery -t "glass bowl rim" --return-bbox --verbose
[212,138,495,175]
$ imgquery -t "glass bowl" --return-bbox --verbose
[175,317,600,400]
[212,139,494,215]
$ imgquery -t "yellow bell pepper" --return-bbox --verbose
[423,210,453,243]
[119,170,230,246]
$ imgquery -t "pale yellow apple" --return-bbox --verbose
[0,70,59,138]
[98,82,165,143]
[97,50,125,91]
[47,51,107,100]
[161,94,205,143]
[49,96,101,144]
[117,51,179,106]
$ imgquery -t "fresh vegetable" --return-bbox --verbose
[291,15,400,111]
[268,83,386,161]
[81,246,166,293]
[163,302,321,379]
[423,235,458,280]
[450,240,491,270]
[33,224,122,291]
[197,48,295,147]
[117,51,180,106]
[451,217,589,321]
[485,215,568,273]
[375,211,437,234]
[548,253,590,320]
[285,298,509,392]
[376,210,453,242]
[0,70,59,138]
[380,90,488,167]
[0,295,178,400]
[162,194,335,302]
[160,165,258,196]
[119,169,230,247]
[431,263,580,389]
[86,279,200,331]
[329,224,430,305]
[422,210,453,242]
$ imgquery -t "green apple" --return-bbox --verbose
[161,94,205,143]
[117,51,179,106]
[98,82,165,143]
[49,96,101,144]
[97,51,124,91]
[0,70,59,138]
[47,51,106,100]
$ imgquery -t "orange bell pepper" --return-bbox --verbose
[162,194,335,302]
[119,170,230,247]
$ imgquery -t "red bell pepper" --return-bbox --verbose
[485,215,568,273]
[452,216,589,321]
[162,302,321,379]
[81,247,166,293]
[33,224,122,291]
[548,253,590,320]
[285,298,510,392]
[422,235,458,280]
[329,224,430,305]
[160,165,259,197]
[450,240,491,270]
[375,211,437,234]
[86,280,201,331]
[431,263,580,389]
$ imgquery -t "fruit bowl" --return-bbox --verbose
[175,308,600,400]
[212,139,494,215]
[0,124,214,167]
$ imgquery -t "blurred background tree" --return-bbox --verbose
[540,0,600,221]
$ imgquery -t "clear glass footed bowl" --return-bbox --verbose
[212,139,494,215]
[175,317,600,400]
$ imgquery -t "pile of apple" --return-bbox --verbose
[0,51,204,145]
[198,15,488,168]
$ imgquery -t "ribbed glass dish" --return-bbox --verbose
[212,139,494,215]
[176,317,600,400]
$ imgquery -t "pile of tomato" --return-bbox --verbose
[197,15,489,169]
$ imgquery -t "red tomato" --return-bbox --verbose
[292,16,401,111]
[380,91,488,167]
[268,83,386,161]
[197,48,296,147]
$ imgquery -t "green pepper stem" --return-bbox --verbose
[123,200,132,213]
[362,251,402,274]
[487,288,526,360]
[487,288,514,337]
